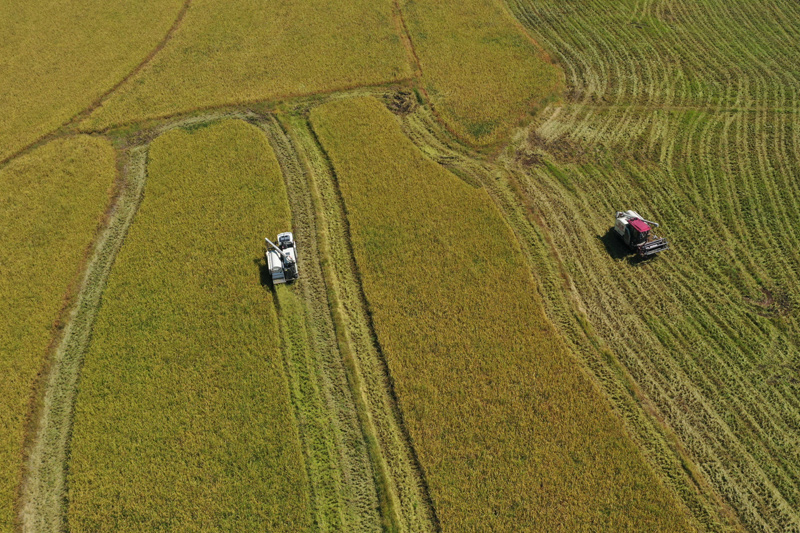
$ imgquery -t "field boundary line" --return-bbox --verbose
[0,0,191,168]
[17,145,149,532]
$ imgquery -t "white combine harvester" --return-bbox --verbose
[265,232,299,284]
[614,210,669,257]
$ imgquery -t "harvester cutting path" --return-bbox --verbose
[614,210,669,257]
[265,232,299,284]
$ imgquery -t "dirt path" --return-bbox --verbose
[18,146,148,532]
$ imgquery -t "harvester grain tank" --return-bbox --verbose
[265,232,299,284]
[614,210,669,257]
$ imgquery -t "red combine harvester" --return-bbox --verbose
[614,210,669,257]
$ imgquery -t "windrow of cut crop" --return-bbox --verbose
[80,0,412,132]
[310,95,696,532]
[0,136,117,530]
[506,107,800,531]
[505,0,800,110]
[67,120,312,531]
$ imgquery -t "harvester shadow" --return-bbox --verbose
[597,228,656,265]
[253,257,273,289]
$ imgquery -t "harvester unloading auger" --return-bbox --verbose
[265,232,299,284]
[614,210,669,257]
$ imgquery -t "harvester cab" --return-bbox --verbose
[614,210,669,257]
[265,232,299,284]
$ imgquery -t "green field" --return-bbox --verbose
[310,96,694,531]
[67,120,311,530]
[0,136,116,530]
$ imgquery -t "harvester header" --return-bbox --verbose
[614,210,669,257]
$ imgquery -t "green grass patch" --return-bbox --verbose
[310,96,693,531]
[0,136,116,530]
[67,120,311,530]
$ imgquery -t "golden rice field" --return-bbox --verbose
[0,136,116,530]
[2,0,799,530]
[79,0,412,131]
[400,0,562,145]
[67,120,311,530]
[309,95,694,531]
[0,0,184,161]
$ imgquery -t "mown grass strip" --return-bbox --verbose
[0,0,185,161]
[399,0,562,145]
[67,120,311,531]
[0,136,117,531]
[310,96,694,531]
[81,0,412,131]
[19,145,148,533]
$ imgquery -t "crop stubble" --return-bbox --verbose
[500,0,800,530]
[310,96,695,532]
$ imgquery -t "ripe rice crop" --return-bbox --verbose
[0,0,184,161]
[400,0,561,145]
[81,0,412,132]
[67,120,312,531]
[0,136,116,530]
[310,96,694,531]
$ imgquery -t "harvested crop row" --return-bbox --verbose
[508,107,800,531]
[0,0,185,161]
[255,115,386,532]
[505,0,800,109]
[0,136,116,530]
[399,0,561,145]
[67,120,311,531]
[80,0,412,132]
[310,96,694,531]
[281,108,439,532]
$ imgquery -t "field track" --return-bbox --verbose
[281,108,440,532]
[19,146,148,532]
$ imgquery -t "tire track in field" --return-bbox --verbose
[281,110,439,532]
[253,114,384,532]
[18,145,148,532]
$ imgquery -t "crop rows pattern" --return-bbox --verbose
[309,96,695,531]
[501,0,800,530]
